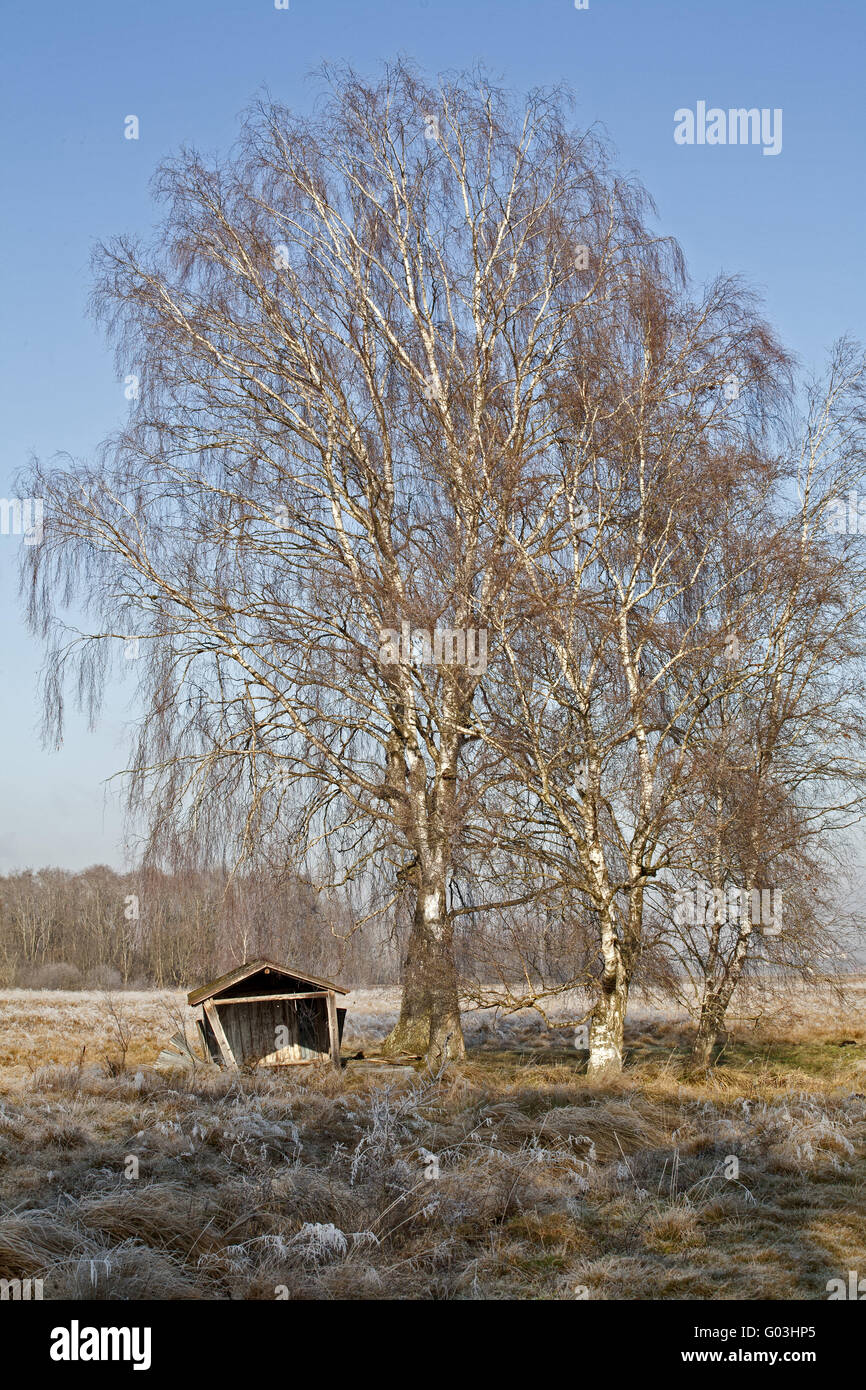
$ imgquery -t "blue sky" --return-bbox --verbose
[1,0,864,870]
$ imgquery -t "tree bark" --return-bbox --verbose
[588,949,628,1076]
[691,991,726,1069]
[586,867,639,1077]
[690,886,754,1067]
[382,877,465,1065]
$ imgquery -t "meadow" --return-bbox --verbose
[1,984,864,1300]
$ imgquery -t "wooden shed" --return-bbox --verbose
[187,959,348,1070]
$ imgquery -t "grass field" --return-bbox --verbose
[1,984,865,1300]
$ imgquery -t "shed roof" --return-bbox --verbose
[188,957,349,1007]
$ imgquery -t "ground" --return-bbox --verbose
[0,982,865,1300]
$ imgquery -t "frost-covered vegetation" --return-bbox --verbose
[0,987,864,1299]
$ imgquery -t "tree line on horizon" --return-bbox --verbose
[0,863,397,992]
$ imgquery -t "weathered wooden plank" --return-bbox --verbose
[318,1001,330,1055]
[296,998,309,1059]
[196,1018,213,1060]
[243,1005,256,1062]
[199,1012,222,1063]
[249,1001,265,1060]
[218,1004,241,1063]
[203,999,237,1068]
[264,1057,325,1066]
[156,1049,195,1070]
[261,1000,281,1060]
[326,990,341,1070]
[239,1003,255,1064]
[188,960,348,1007]
[297,1002,306,1062]
[212,991,329,1005]
[346,1062,417,1079]
[164,1029,202,1059]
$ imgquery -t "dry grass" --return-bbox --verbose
[0,983,865,1299]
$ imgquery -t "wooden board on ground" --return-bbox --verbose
[156,1049,202,1070]
[345,1060,419,1079]
[347,1067,422,1078]
[350,1053,421,1064]
[156,1027,210,1068]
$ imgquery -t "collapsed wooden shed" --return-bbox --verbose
[187,959,348,1070]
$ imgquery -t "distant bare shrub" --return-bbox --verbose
[85,966,122,990]
[20,962,81,990]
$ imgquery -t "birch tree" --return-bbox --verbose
[20,62,663,1062]
[475,269,792,1074]
[669,340,866,1066]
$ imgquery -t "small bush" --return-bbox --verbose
[20,962,81,990]
[85,966,123,990]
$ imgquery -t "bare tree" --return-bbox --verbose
[20,62,665,1062]
[668,340,866,1066]
[472,265,793,1074]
